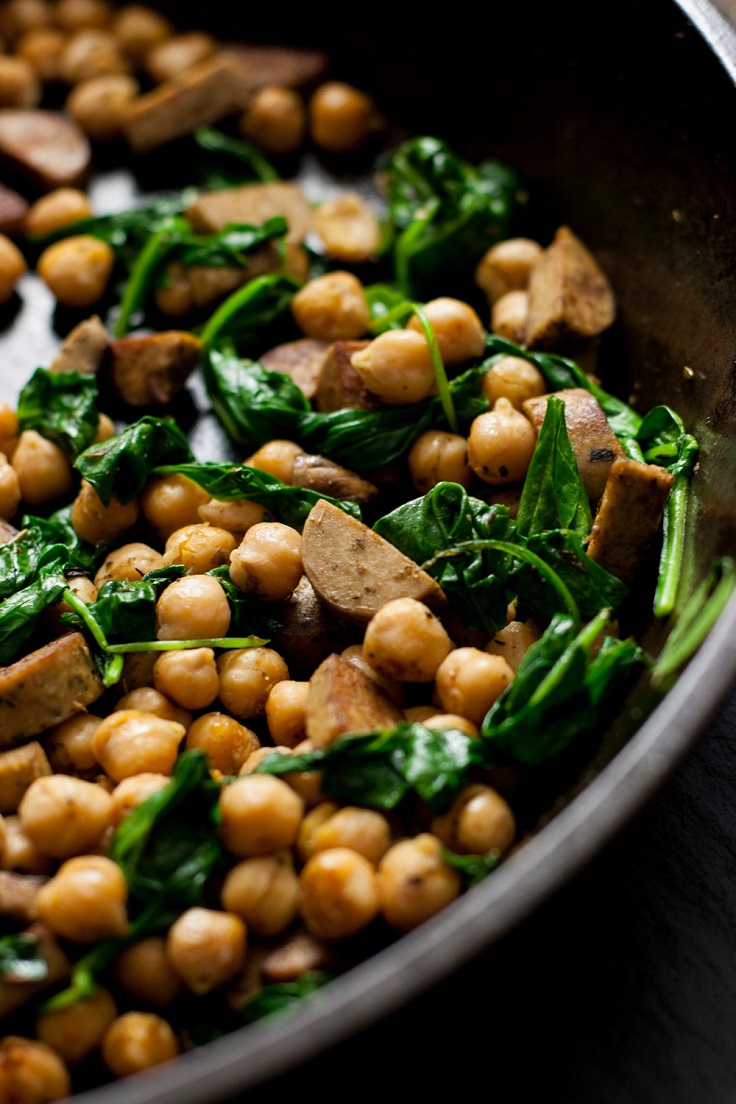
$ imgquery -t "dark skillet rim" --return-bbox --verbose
[72,1,736,1099]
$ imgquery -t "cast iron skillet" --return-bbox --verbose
[3,0,736,1097]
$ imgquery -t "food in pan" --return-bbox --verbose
[0,1,731,1097]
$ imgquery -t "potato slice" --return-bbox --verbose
[586,457,674,583]
[305,653,403,749]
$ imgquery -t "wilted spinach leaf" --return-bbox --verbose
[0,932,48,982]
[76,416,194,506]
[17,368,100,460]
[240,972,333,1025]
[516,396,591,540]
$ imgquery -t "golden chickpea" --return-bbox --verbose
[37,235,115,308]
[119,650,157,692]
[16,26,67,80]
[299,847,379,940]
[93,412,115,443]
[12,431,74,506]
[110,772,169,825]
[219,773,304,858]
[482,355,546,410]
[0,452,21,518]
[423,713,479,739]
[486,619,541,672]
[340,644,405,707]
[265,679,309,747]
[217,646,289,720]
[229,522,303,601]
[0,1037,70,1103]
[112,936,182,1008]
[45,713,101,774]
[145,30,215,82]
[239,745,291,775]
[239,84,306,155]
[163,522,236,575]
[402,704,440,725]
[1,815,52,874]
[296,801,337,861]
[71,480,139,544]
[467,398,537,485]
[198,496,270,535]
[0,0,51,42]
[313,191,381,264]
[66,73,139,140]
[93,709,185,782]
[245,439,304,483]
[431,783,516,855]
[185,712,259,775]
[153,647,219,711]
[58,29,129,83]
[156,574,231,641]
[435,647,514,725]
[475,237,543,304]
[283,738,324,810]
[25,188,93,239]
[378,834,461,931]
[490,289,529,343]
[0,234,26,303]
[111,5,172,64]
[407,297,486,366]
[36,987,117,1064]
[291,271,370,341]
[407,429,472,493]
[18,774,112,858]
[221,850,299,937]
[351,329,436,404]
[141,473,210,541]
[363,597,453,683]
[55,0,110,31]
[101,1012,178,1078]
[166,907,247,995]
[309,81,378,152]
[0,55,40,107]
[114,685,190,726]
[36,855,127,941]
[94,542,164,588]
[0,398,18,457]
[307,806,391,865]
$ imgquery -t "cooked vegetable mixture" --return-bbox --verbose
[0,1,731,1098]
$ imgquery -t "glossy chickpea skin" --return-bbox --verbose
[166,907,247,995]
[351,329,436,404]
[35,987,117,1064]
[93,710,185,782]
[156,574,231,641]
[313,192,381,264]
[229,521,303,601]
[66,73,139,140]
[219,773,304,858]
[16,27,67,80]
[0,451,21,518]
[486,619,541,672]
[467,398,537,484]
[114,686,190,728]
[37,235,115,307]
[153,647,219,711]
[72,480,139,544]
[310,80,378,151]
[245,439,304,483]
[0,398,18,457]
[299,847,379,940]
[145,30,214,82]
[482,354,546,410]
[291,271,370,341]
[490,289,529,343]
[36,855,128,942]
[475,237,543,304]
[163,522,236,575]
[378,834,461,931]
[435,647,514,725]
[408,429,473,493]
[141,473,211,541]
[1,816,53,875]
[239,84,306,155]
[18,774,113,858]
[55,0,111,31]
[25,188,94,239]
[185,712,260,775]
[12,430,74,506]
[407,297,486,366]
[110,773,169,825]
[0,0,53,41]
[58,28,129,83]
[198,496,270,535]
[0,1037,71,1104]
[431,782,516,856]
[94,542,165,587]
[221,850,300,937]
[111,4,172,64]
[112,936,182,1008]
[0,234,26,303]
[265,679,309,747]
[101,1013,179,1078]
[45,713,101,775]
[364,597,453,683]
[217,646,289,720]
[305,805,392,865]
[0,54,40,106]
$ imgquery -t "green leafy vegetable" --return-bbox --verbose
[193,125,280,185]
[76,416,194,506]
[240,972,333,1025]
[63,565,185,646]
[442,848,501,886]
[17,368,100,460]
[200,273,300,353]
[514,530,628,622]
[0,562,68,665]
[0,932,48,982]
[651,557,736,688]
[516,396,592,540]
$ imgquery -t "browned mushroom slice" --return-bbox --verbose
[49,315,108,375]
[0,109,91,192]
[0,924,70,1017]
[0,632,104,750]
[106,330,201,406]
[271,575,354,676]
[301,499,445,625]
[305,653,403,749]
[0,181,27,236]
[261,930,336,983]
[586,457,675,584]
[313,340,380,412]
[0,741,51,814]
[186,180,312,241]
[260,338,330,400]
[525,226,616,350]
[291,453,378,505]
[221,45,329,92]
[522,387,624,502]
[0,872,47,924]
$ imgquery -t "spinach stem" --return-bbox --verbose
[114,218,180,337]
[651,557,736,685]
[527,608,610,711]
[653,473,689,618]
[411,302,458,433]
[200,273,284,349]
[107,636,266,654]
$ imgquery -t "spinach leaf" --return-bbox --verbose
[207,565,282,639]
[203,345,309,448]
[0,932,47,982]
[200,273,300,354]
[76,416,195,506]
[0,560,69,665]
[513,529,628,622]
[17,368,100,460]
[516,396,592,539]
[63,565,186,645]
[21,506,97,566]
[651,557,736,688]
[442,848,502,887]
[240,972,333,1026]
[0,526,49,599]
[193,125,280,185]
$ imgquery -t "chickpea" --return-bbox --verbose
[291,271,370,341]
[309,81,379,152]
[37,235,115,308]
[305,805,391,865]
[111,5,172,64]
[185,712,260,775]
[166,907,247,995]
[154,648,219,711]
[467,398,537,484]
[16,27,67,80]
[18,774,112,858]
[0,1037,70,1103]
[156,574,231,641]
[66,73,139,140]
[229,522,303,601]
[58,29,129,84]
[340,644,405,707]
[363,597,453,683]
[101,1013,178,1078]
[0,452,21,518]
[239,744,291,775]
[93,413,115,443]
[482,354,546,410]
[296,801,337,861]
[265,679,309,747]
[219,774,304,858]
[94,542,164,588]
[435,647,514,725]
[313,191,381,264]
[119,650,157,692]
[36,855,127,941]
[141,473,210,541]
[12,431,74,506]
[0,399,19,457]
[245,439,304,483]
[402,704,440,725]
[112,936,182,1008]
[146,31,215,82]
[93,709,185,782]
[431,782,516,855]
[0,0,52,42]
[1,815,52,874]
[217,646,289,720]
[351,330,436,404]
[407,429,472,493]
[486,619,541,672]
[475,237,543,304]
[490,289,529,343]
[423,713,480,739]
[377,834,461,931]
[0,55,40,107]
[55,0,110,31]
[25,188,94,239]
[36,987,117,1064]
[71,480,139,544]
[198,496,270,535]
[110,772,169,825]
[114,686,190,729]
[299,847,379,940]
[238,84,306,155]
[0,234,26,303]
[221,850,299,937]
[163,522,236,575]
[45,713,101,774]
[281,738,324,809]
[407,297,486,366]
